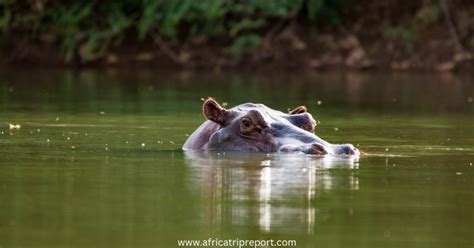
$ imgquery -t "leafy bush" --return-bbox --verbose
[0,0,348,61]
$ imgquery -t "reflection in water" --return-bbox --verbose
[184,152,359,234]
[0,69,472,114]
[0,68,472,247]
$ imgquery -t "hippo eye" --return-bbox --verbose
[240,118,252,128]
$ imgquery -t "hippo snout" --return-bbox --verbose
[333,144,360,156]
[305,143,360,156]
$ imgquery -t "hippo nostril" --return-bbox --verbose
[338,144,359,155]
[303,143,328,155]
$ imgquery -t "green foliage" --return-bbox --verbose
[1,0,348,60]
[383,1,443,56]
[229,18,265,37]
[227,33,262,55]
[0,7,11,31]
[306,0,324,22]
[0,0,15,32]
[385,27,415,55]
[304,0,348,24]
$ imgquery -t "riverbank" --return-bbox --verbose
[1,0,473,72]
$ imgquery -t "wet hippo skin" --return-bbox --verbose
[183,98,360,156]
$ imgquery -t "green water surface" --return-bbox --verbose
[0,69,473,248]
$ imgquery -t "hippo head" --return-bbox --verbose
[183,98,359,156]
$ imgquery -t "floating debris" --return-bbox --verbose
[222,102,228,107]
[9,123,21,130]
[456,172,463,176]
[55,117,60,122]
[37,129,40,133]
[141,143,146,147]
[70,146,76,149]
[317,100,322,105]
[125,141,129,144]
[392,98,397,102]
[169,141,175,144]
[385,148,389,152]
[67,137,70,140]
[334,127,339,131]
[99,111,106,115]
[468,97,473,103]
[46,139,50,142]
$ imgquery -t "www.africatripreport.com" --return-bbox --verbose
[177,238,297,247]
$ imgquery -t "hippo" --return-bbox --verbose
[183,98,360,156]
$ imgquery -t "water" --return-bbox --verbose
[0,69,473,247]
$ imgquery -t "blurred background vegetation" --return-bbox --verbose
[1,0,346,58]
[0,0,473,70]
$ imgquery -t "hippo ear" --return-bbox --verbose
[289,105,307,115]
[203,98,227,125]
